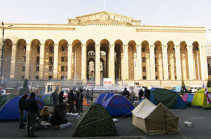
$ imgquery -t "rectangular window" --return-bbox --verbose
[61,57,64,62]
[36,66,39,72]
[23,46,26,51]
[61,66,64,71]
[61,76,64,80]
[155,67,157,72]
[50,47,54,53]
[142,67,146,72]
[37,46,40,53]
[22,76,25,80]
[156,76,158,80]
[22,66,25,71]
[142,47,145,52]
[49,66,53,71]
[49,76,53,80]
[62,47,65,51]
[155,58,157,64]
[142,57,146,63]
[49,57,53,65]
[36,76,39,80]
[36,56,40,64]
[143,76,146,80]
[23,56,26,62]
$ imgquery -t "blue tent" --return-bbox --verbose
[94,93,106,105]
[102,95,134,116]
[0,95,44,120]
[140,88,186,109]
[103,93,114,102]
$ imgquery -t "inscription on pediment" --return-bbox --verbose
[68,11,141,26]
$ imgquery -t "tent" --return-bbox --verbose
[132,99,179,135]
[94,93,106,105]
[73,104,118,137]
[192,88,211,108]
[145,88,186,109]
[0,95,44,120]
[102,94,134,116]
[182,93,194,106]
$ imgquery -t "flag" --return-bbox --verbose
[205,87,211,104]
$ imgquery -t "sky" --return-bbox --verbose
[0,0,211,40]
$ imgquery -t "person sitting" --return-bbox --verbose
[40,106,50,122]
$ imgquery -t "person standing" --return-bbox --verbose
[122,88,130,99]
[130,89,136,104]
[59,91,65,104]
[79,89,84,113]
[85,89,90,104]
[90,89,94,103]
[25,92,38,138]
[50,90,58,106]
[68,90,75,113]
[18,94,28,129]
[139,89,144,100]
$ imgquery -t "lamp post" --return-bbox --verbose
[0,22,13,80]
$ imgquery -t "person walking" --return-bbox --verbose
[18,94,28,129]
[25,92,38,138]
[50,90,58,106]
[68,90,75,113]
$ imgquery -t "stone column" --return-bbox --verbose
[25,43,31,79]
[162,45,168,80]
[149,45,155,80]
[53,44,58,79]
[95,44,100,85]
[134,53,137,80]
[81,44,87,81]
[146,53,150,80]
[124,45,129,80]
[158,53,163,80]
[39,44,45,80]
[170,53,175,80]
[10,44,17,79]
[175,45,181,80]
[200,46,208,80]
[67,44,72,80]
[121,53,124,81]
[136,45,142,80]
[187,45,194,80]
[109,44,115,85]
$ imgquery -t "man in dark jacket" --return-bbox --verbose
[122,88,130,99]
[50,90,58,106]
[68,90,75,113]
[18,94,28,129]
[25,92,38,138]
[138,89,144,101]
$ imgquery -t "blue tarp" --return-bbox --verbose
[0,95,44,120]
[94,93,106,105]
[103,95,134,116]
[186,94,194,105]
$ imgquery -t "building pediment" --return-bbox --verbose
[68,11,141,26]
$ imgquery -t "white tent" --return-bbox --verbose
[132,99,179,135]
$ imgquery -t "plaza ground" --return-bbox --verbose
[0,107,211,139]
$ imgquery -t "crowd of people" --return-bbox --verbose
[18,86,150,138]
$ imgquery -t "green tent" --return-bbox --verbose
[42,95,53,106]
[192,88,211,108]
[73,104,118,137]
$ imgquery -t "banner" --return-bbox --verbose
[103,78,112,86]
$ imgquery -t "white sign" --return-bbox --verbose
[103,78,112,86]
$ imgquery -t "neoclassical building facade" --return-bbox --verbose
[0,11,208,87]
